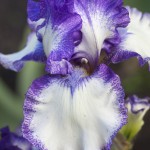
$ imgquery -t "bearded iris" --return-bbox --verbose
[0,0,150,150]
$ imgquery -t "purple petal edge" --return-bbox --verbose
[110,49,150,68]
[0,33,46,72]
[22,75,51,150]
[22,64,127,150]
[93,64,127,148]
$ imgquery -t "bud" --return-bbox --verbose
[120,95,150,141]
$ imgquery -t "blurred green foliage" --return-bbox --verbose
[124,0,150,12]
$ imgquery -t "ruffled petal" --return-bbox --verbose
[22,64,126,150]
[74,0,129,64]
[44,14,82,74]
[27,0,76,35]
[0,33,46,71]
[111,7,150,67]
[27,0,74,22]
[42,15,81,74]
[120,95,150,141]
[28,0,82,75]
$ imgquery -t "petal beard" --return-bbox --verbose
[74,0,129,63]
[110,7,150,68]
[0,33,46,71]
[22,64,126,150]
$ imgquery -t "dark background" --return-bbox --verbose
[0,0,150,150]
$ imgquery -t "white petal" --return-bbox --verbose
[114,7,150,66]
[0,32,45,71]
[23,64,126,150]
[74,0,129,62]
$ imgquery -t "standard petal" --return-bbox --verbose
[111,7,150,67]
[27,0,74,22]
[22,64,126,150]
[28,0,82,74]
[27,0,76,34]
[44,14,82,74]
[74,0,129,64]
[0,33,46,71]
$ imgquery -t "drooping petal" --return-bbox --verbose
[120,95,150,141]
[0,33,46,71]
[111,7,150,67]
[74,0,129,65]
[22,64,126,150]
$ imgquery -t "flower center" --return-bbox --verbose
[81,58,88,64]
[70,51,95,75]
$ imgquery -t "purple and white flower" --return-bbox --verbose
[0,0,150,150]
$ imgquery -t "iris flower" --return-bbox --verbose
[0,0,150,150]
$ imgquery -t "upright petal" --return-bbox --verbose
[42,10,82,74]
[27,0,74,22]
[111,7,150,68]
[74,0,129,65]
[22,64,126,150]
[0,33,46,71]
[28,0,82,75]
[43,13,82,74]
[27,0,76,34]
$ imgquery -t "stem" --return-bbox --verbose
[111,133,133,150]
